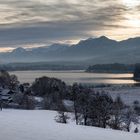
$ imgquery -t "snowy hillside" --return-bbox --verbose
[0,109,139,140]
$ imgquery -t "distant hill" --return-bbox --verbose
[86,63,135,73]
[0,62,86,71]
[0,36,140,64]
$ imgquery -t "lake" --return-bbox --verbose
[9,70,138,85]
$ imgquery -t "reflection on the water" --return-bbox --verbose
[10,70,138,85]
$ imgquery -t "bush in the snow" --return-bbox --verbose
[55,111,69,124]
[55,100,69,123]
[134,127,139,133]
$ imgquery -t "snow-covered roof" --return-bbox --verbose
[1,96,11,100]
[0,89,10,95]
[0,89,16,96]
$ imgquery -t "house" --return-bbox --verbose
[0,89,15,103]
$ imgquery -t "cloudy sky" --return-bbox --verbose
[0,0,140,52]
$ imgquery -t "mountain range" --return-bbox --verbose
[0,36,140,64]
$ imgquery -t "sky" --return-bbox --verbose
[0,0,140,52]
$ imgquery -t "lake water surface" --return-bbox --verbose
[10,70,138,85]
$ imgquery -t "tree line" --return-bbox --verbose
[31,77,140,132]
[86,63,134,73]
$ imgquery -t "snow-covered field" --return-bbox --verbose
[0,109,140,140]
[95,86,140,105]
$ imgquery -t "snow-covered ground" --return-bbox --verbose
[95,86,140,105]
[0,109,140,140]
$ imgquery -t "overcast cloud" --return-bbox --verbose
[0,0,140,50]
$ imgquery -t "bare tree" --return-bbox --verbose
[72,83,80,125]
[110,96,125,130]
